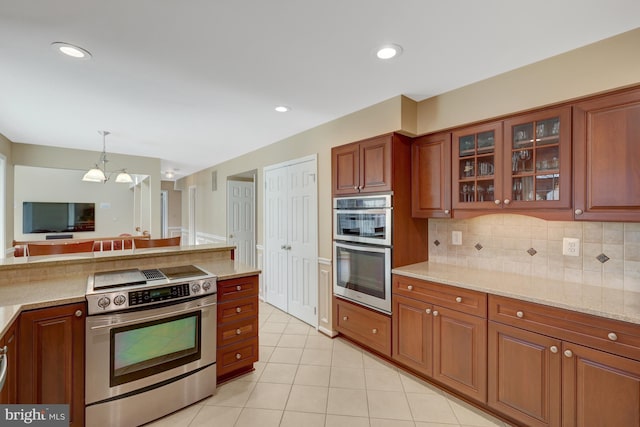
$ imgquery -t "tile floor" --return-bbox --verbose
[147,301,510,427]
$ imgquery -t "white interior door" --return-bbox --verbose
[227,180,256,267]
[264,156,318,327]
[287,161,318,326]
[264,166,289,311]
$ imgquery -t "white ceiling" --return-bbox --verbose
[0,1,638,179]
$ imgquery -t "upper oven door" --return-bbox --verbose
[333,195,392,246]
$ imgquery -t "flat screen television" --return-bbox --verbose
[23,202,95,234]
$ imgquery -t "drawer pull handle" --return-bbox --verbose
[343,316,348,321]
[608,332,618,341]
[236,307,242,313]
[236,353,242,360]
[550,346,558,353]
[372,328,378,334]
[236,329,242,335]
[455,297,462,303]
[516,311,524,318]
[407,285,413,291]
[425,308,431,314]
[236,285,242,291]
[432,310,439,317]
[564,349,573,358]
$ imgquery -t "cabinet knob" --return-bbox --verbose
[564,349,573,358]
[425,308,431,314]
[432,310,439,317]
[0,345,6,355]
[516,311,524,318]
[550,346,558,353]
[575,209,584,215]
[236,329,242,335]
[372,328,378,334]
[494,200,501,205]
[608,332,618,341]
[455,297,462,303]
[236,285,242,291]
[407,285,413,291]
[444,209,450,214]
[343,316,348,321]
[236,353,242,360]
[236,307,242,313]
[504,199,511,205]
[354,186,359,191]
[75,310,83,317]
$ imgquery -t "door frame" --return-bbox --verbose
[188,185,196,245]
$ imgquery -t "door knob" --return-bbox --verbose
[564,349,573,358]
[494,200,501,205]
[503,199,511,205]
[550,346,558,353]
[444,210,450,214]
[575,209,584,215]
[75,310,83,317]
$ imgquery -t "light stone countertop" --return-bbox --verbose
[393,261,640,325]
[0,257,260,337]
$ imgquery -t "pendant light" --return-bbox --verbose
[82,131,133,183]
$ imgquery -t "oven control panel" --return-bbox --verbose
[86,278,216,314]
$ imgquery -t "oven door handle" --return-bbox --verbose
[89,301,217,330]
[0,346,7,394]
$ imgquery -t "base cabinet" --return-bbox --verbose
[18,302,85,427]
[488,321,561,427]
[392,275,487,403]
[334,297,391,357]
[0,320,18,404]
[216,275,259,381]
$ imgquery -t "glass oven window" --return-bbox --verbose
[336,212,388,241]
[110,311,201,386]
[336,246,386,298]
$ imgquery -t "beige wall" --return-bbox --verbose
[417,27,640,134]
[161,180,182,229]
[177,95,409,258]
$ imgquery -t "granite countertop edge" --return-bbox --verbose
[392,261,640,325]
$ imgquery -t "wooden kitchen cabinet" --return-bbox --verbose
[18,302,85,427]
[392,275,487,403]
[216,275,259,382]
[411,132,452,218]
[488,321,561,427]
[332,133,412,196]
[489,294,640,426]
[573,86,640,221]
[334,296,392,357]
[0,320,18,404]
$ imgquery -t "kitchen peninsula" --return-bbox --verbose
[0,243,260,426]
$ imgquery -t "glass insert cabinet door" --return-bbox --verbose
[503,106,571,209]
[452,121,503,209]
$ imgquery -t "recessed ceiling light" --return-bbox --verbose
[275,105,291,113]
[51,42,92,60]
[376,44,403,60]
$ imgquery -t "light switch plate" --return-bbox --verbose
[452,231,462,245]
[563,237,580,256]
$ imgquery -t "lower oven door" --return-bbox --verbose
[85,294,216,405]
[333,241,391,313]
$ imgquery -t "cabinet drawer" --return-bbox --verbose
[218,298,258,323]
[489,295,640,361]
[217,276,259,302]
[334,297,391,356]
[217,337,259,377]
[393,275,487,318]
[217,316,258,347]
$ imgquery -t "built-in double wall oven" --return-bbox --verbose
[333,194,392,314]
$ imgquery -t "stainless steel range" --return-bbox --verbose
[85,264,217,427]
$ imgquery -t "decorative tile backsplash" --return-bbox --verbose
[428,215,640,292]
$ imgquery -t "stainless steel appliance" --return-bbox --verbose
[333,194,393,313]
[333,194,392,246]
[85,265,217,427]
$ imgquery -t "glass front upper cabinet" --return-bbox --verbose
[503,106,571,209]
[452,121,503,209]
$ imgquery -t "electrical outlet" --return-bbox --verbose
[562,237,580,256]
[452,231,462,245]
